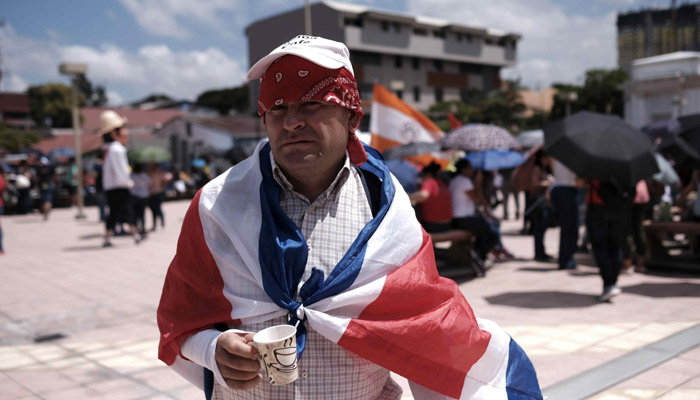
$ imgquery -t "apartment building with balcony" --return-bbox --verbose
[245,1,520,117]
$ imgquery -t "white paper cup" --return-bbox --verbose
[253,325,298,385]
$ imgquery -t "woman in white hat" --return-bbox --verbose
[99,110,143,247]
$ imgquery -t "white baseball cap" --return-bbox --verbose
[246,35,354,80]
[99,110,127,134]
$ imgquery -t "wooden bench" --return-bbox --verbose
[644,221,700,271]
[428,230,484,277]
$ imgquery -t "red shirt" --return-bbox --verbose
[420,177,453,223]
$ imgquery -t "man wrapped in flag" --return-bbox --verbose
[157,35,543,400]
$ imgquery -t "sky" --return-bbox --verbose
[0,0,679,106]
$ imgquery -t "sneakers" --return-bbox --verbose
[102,240,113,248]
[597,285,621,302]
[134,234,143,245]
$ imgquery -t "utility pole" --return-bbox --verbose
[304,0,312,35]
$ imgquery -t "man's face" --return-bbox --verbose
[112,127,129,145]
[265,100,356,178]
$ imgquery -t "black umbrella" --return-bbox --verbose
[382,142,441,160]
[658,133,700,168]
[544,111,659,187]
[440,124,521,152]
[641,118,681,143]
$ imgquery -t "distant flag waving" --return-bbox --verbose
[370,83,447,166]
[158,140,543,400]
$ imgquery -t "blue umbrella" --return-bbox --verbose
[386,159,419,193]
[191,158,206,168]
[464,149,526,171]
[48,146,76,160]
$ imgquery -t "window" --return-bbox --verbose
[413,86,421,102]
[392,22,401,33]
[434,87,444,102]
[344,17,363,27]
[394,55,403,69]
[358,82,374,99]
[412,57,420,70]
[396,90,403,100]
[414,28,428,36]
[465,34,473,42]
[433,59,443,71]
[382,21,390,32]
[433,29,445,39]
[351,51,382,66]
[456,33,463,42]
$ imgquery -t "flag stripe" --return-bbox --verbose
[338,231,491,399]
[157,190,237,366]
[370,101,442,145]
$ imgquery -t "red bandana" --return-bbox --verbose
[258,55,367,165]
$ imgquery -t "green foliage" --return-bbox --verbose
[550,69,629,120]
[429,81,526,131]
[196,85,249,115]
[0,123,40,152]
[74,74,108,106]
[27,83,85,128]
[137,93,175,104]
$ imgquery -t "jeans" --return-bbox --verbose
[587,204,629,288]
[453,216,500,259]
[551,186,579,268]
[531,197,551,258]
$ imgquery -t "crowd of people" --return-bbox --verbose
[409,145,700,302]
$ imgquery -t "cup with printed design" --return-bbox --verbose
[253,325,298,385]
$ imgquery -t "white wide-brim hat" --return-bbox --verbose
[99,110,127,134]
[246,35,354,80]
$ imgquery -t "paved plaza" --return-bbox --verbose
[1,199,699,400]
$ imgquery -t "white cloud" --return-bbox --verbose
[118,0,239,39]
[107,90,124,106]
[407,0,619,88]
[3,73,28,93]
[1,23,246,102]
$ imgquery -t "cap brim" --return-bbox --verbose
[246,49,347,80]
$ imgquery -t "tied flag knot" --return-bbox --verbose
[287,267,325,358]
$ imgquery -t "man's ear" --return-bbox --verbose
[348,110,361,131]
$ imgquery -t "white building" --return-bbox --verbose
[245,1,520,119]
[622,51,700,128]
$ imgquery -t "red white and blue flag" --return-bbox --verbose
[157,141,542,399]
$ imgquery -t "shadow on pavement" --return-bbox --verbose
[517,265,559,272]
[78,233,104,240]
[621,282,700,298]
[485,291,597,308]
[62,245,110,252]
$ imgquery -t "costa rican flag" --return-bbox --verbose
[157,141,542,399]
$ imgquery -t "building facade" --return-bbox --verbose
[621,51,700,128]
[245,1,520,116]
[618,3,700,73]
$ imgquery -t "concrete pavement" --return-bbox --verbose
[1,199,699,399]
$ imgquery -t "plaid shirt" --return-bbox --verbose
[213,154,402,400]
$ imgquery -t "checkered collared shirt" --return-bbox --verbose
[213,153,402,400]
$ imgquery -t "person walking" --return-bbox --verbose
[549,159,579,269]
[586,180,635,302]
[156,35,541,400]
[147,163,172,231]
[36,157,56,221]
[529,151,554,262]
[130,164,151,236]
[100,110,142,248]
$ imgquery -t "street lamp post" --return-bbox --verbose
[59,63,88,219]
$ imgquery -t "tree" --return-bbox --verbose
[0,123,40,152]
[428,81,525,131]
[74,74,108,107]
[27,83,85,128]
[196,85,249,115]
[549,69,629,120]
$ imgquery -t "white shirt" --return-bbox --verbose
[449,175,475,218]
[551,160,577,188]
[102,141,133,191]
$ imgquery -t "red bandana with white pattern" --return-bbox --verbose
[258,55,367,165]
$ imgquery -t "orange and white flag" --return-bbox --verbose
[369,83,445,166]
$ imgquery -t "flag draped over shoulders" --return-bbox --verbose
[157,140,542,399]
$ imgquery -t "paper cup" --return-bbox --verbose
[253,325,298,385]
